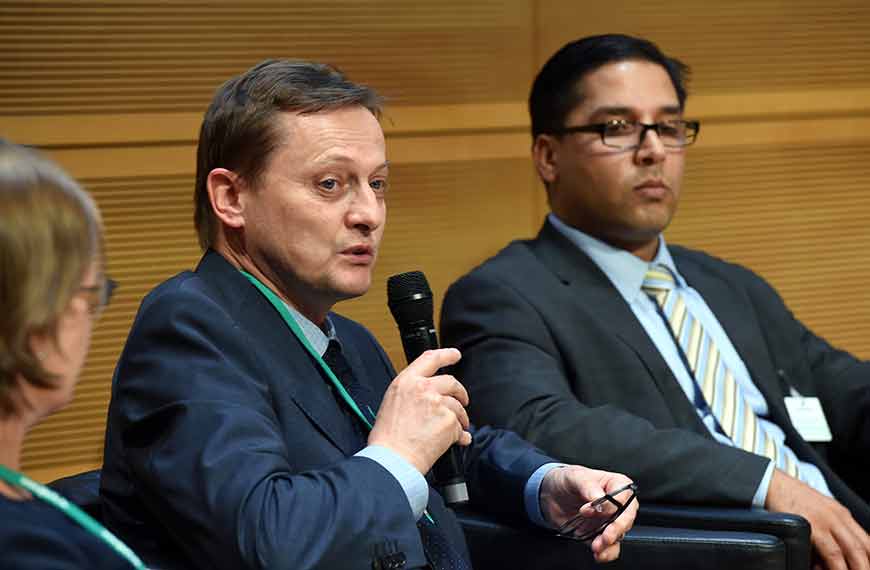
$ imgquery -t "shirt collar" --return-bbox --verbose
[282,302,339,357]
[547,213,685,303]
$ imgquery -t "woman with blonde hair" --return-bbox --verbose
[0,140,146,568]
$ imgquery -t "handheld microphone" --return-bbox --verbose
[387,270,469,506]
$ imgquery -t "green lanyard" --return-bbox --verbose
[0,464,147,569]
[241,271,437,525]
[241,271,374,429]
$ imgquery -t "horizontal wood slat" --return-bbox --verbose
[5,88,870,148]
[0,103,532,147]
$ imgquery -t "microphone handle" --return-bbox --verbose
[399,325,470,505]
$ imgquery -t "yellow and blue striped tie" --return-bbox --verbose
[643,265,799,478]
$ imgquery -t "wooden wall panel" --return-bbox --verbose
[671,142,870,356]
[536,0,870,92]
[0,0,532,114]
[4,0,870,482]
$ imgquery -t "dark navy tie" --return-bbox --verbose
[321,340,376,441]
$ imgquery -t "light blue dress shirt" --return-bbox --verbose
[548,213,831,506]
[285,303,559,527]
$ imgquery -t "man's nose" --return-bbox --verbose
[634,126,667,165]
[346,184,384,233]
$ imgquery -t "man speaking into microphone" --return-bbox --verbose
[99,59,636,570]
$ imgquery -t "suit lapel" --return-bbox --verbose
[197,251,362,456]
[532,223,709,435]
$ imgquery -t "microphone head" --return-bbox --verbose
[387,270,434,326]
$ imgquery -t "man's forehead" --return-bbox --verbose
[270,107,386,165]
[277,107,382,139]
[572,60,679,113]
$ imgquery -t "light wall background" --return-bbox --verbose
[2,0,869,482]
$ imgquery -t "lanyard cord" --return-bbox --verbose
[241,271,435,525]
[0,464,146,569]
[241,271,373,429]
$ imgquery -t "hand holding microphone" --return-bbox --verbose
[367,347,471,473]
[367,270,471,505]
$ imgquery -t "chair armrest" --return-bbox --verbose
[456,508,786,570]
[638,503,810,570]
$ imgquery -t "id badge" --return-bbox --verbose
[784,397,833,442]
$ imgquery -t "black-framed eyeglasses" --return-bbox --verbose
[556,482,637,542]
[79,277,118,315]
[550,119,700,150]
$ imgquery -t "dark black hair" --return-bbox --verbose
[529,34,690,138]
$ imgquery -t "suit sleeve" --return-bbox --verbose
[441,269,770,507]
[351,319,554,524]
[112,285,427,570]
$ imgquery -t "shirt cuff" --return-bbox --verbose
[355,445,429,520]
[753,459,775,508]
[524,462,566,528]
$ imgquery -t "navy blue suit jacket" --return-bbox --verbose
[101,250,551,570]
[0,494,130,569]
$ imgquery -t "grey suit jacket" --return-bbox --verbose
[441,220,870,527]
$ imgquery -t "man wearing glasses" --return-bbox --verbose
[441,34,870,570]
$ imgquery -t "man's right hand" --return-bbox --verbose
[766,469,870,570]
[367,348,471,474]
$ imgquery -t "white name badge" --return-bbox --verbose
[784,397,833,442]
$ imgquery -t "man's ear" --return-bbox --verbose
[207,168,246,230]
[532,134,561,186]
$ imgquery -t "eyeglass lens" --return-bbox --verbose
[80,277,117,314]
[605,121,696,149]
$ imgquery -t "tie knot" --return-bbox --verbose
[322,339,347,373]
[642,266,676,298]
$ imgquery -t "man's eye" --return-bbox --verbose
[604,120,635,135]
[319,179,338,191]
[370,179,387,193]
[658,123,681,136]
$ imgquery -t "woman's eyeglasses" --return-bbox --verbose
[78,277,118,315]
